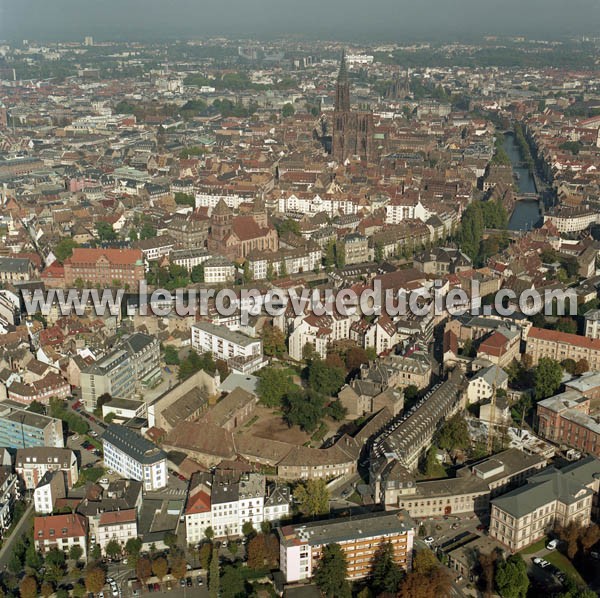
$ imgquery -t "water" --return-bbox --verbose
[503,132,541,231]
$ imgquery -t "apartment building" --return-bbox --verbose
[15,447,78,490]
[184,471,290,544]
[80,333,161,411]
[490,467,594,551]
[102,425,167,491]
[34,514,88,559]
[342,233,370,265]
[191,321,264,374]
[203,256,236,284]
[247,245,321,281]
[97,509,138,553]
[33,470,66,514]
[584,309,600,340]
[63,248,145,287]
[279,510,415,583]
[169,248,212,272]
[0,403,64,448]
[0,466,21,536]
[135,235,176,263]
[526,327,600,370]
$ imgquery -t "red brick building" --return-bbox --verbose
[63,248,145,288]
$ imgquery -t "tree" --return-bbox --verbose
[19,576,38,598]
[283,387,325,432]
[478,551,497,598]
[282,103,295,118]
[324,239,336,269]
[557,522,583,560]
[72,582,86,598]
[261,324,286,357]
[412,549,439,576]
[326,399,347,421]
[398,568,452,598]
[54,238,79,262]
[25,542,43,569]
[220,563,245,598]
[345,346,369,372]
[495,555,529,598]
[68,544,83,562]
[313,543,351,598]
[136,556,152,583]
[209,547,220,598]
[581,523,600,553]
[556,317,577,335]
[105,539,122,560]
[242,521,255,538]
[404,384,419,406]
[90,543,102,561]
[125,537,142,561]
[164,531,178,551]
[294,479,329,517]
[95,221,117,242]
[247,534,267,570]
[152,556,168,580]
[85,567,106,594]
[164,345,180,365]
[534,358,563,400]
[371,541,404,595]
[256,367,295,407]
[574,358,590,376]
[45,547,66,580]
[199,542,213,569]
[307,357,345,396]
[191,263,205,283]
[170,553,187,580]
[437,414,470,450]
[40,581,54,598]
[334,241,345,268]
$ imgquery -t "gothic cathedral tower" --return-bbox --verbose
[332,51,374,163]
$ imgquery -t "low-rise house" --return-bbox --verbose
[467,365,509,404]
[34,470,66,514]
[97,509,138,554]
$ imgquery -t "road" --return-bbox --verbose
[0,502,34,570]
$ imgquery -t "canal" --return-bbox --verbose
[503,132,542,231]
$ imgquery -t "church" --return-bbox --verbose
[331,51,374,163]
[208,198,278,261]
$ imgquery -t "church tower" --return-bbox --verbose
[334,50,351,112]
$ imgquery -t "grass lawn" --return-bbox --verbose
[545,551,585,586]
[519,537,548,555]
[347,491,363,505]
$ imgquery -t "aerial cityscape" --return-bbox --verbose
[1,2,600,597]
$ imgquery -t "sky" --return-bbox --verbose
[0,0,599,42]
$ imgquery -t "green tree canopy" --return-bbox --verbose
[534,357,562,400]
[313,544,351,598]
[294,479,329,517]
[495,555,529,598]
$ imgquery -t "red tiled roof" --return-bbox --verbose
[67,248,143,266]
[528,327,600,351]
[34,513,87,541]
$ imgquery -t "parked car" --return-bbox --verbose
[99,478,109,485]
[533,557,550,568]
[546,539,559,550]
[424,537,434,546]
[107,470,114,475]
[197,577,204,586]
[72,434,79,441]
[186,578,192,587]
[90,430,98,437]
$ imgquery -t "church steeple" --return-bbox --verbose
[335,50,350,112]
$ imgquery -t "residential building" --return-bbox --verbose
[0,466,21,536]
[169,248,211,272]
[279,510,414,583]
[0,403,64,448]
[203,256,236,284]
[191,321,264,374]
[15,448,78,490]
[584,309,600,340]
[342,233,370,265]
[80,333,161,411]
[135,235,176,263]
[7,372,70,406]
[185,471,290,543]
[414,247,472,276]
[102,425,167,491]
[467,365,509,404]
[97,509,138,553]
[34,513,88,559]
[34,470,66,514]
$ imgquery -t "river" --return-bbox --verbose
[503,132,542,231]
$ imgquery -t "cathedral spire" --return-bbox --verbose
[335,50,350,112]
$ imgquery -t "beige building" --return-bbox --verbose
[526,326,600,370]
[490,462,598,551]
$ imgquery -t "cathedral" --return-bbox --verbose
[331,51,374,163]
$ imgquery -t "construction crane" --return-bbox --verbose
[486,344,505,455]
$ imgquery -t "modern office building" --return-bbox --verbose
[102,425,167,491]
